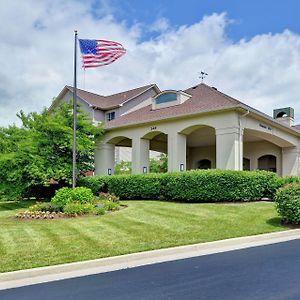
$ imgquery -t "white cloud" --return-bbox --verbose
[1,1,300,126]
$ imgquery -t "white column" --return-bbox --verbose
[216,127,243,170]
[168,132,186,172]
[94,143,115,175]
[282,147,300,176]
[132,138,149,174]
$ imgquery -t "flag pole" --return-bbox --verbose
[72,30,78,188]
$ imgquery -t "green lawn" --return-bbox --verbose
[0,200,286,273]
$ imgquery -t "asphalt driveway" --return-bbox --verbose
[1,239,300,300]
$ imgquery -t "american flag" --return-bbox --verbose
[78,39,126,68]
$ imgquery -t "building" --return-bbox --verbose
[54,83,300,176]
[52,83,161,163]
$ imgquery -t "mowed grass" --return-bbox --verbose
[0,200,286,273]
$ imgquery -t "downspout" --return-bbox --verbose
[239,110,250,170]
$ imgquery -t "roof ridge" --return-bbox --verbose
[66,85,105,97]
[106,84,155,98]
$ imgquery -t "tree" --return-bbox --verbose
[149,153,168,173]
[0,101,103,200]
[114,160,132,175]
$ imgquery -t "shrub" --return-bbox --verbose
[77,176,110,194]
[63,202,95,216]
[161,170,280,202]
[80,170,279,202]
[95,207,106,215]
[29,202,63,213]
[51,187,93,206]
[98,192,119,202]
[275,183,300,224]
[102,200,120,211]
[107,174,162,200]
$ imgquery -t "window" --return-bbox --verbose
[107,111,115,121]
[155,92,177,104]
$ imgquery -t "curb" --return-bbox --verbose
[0,229,299,291]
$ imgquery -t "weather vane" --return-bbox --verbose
[199,71,208,83]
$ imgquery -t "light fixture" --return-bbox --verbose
[180,164,184,171]
[143,166,147,174]
[108,168,112,175]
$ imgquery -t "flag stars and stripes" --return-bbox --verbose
[79,39,126,68]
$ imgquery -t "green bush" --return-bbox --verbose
[77,176,110,194]
[98,192,119,202]
[63,202,95,216]
[108,174,162,200]
[275,183,300,224]
[95,207,106,215]
[161,170,280,202]
[80,170,280,202]
[29,202,63,213]
[51,187,94,206]
[102,200,120,211]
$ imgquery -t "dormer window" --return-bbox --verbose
[107,111,116,121]
[156,92,177,104]
[152,90,191,110]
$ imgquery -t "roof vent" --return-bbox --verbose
[212,87,218,90]
[273,107,294,126]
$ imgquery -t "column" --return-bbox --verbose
[168,132,186,172]
[216,127,243,170]
[282,147,300,176]
[132,137,149,174]
[94,143,115,175]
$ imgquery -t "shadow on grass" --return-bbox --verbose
[266,217,285,228]
[0,201,34,212]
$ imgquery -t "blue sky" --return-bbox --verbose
[99,0,300,41]
[1,0,300,126]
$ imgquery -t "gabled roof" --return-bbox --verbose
[106,83,300,136]
[65,84,159,110]
[106,83,241,128]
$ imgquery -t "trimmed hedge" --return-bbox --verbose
[161,170,279,202]
[77,176,110,194]
[275,183,300,224]
[79,170,281,202]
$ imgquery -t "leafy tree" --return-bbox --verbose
[149,153,168,173]
[113,153,168,175]
[0,101,103,200]
[114,160,132,175]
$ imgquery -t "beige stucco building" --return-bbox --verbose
[54,83,300,177]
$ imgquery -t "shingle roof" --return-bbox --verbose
[66,84,157,110]
[292,125,300,131]
[106,83,242,129]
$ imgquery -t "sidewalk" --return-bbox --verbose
[1,229,299,291]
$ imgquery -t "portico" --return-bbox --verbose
[94,84,300,176]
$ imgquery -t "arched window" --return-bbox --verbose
[197,159,211,169]
[258,155,276,172]
[155,92,177,104]
[243,158,250,171]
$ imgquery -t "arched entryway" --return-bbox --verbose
[258,155,277,172]
[197,159,212,169]
[180,125,216,170]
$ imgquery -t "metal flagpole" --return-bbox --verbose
[72,30,78,188]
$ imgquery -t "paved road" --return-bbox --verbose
[1,239,300,300]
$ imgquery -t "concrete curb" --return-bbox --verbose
[0,229,299,291]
